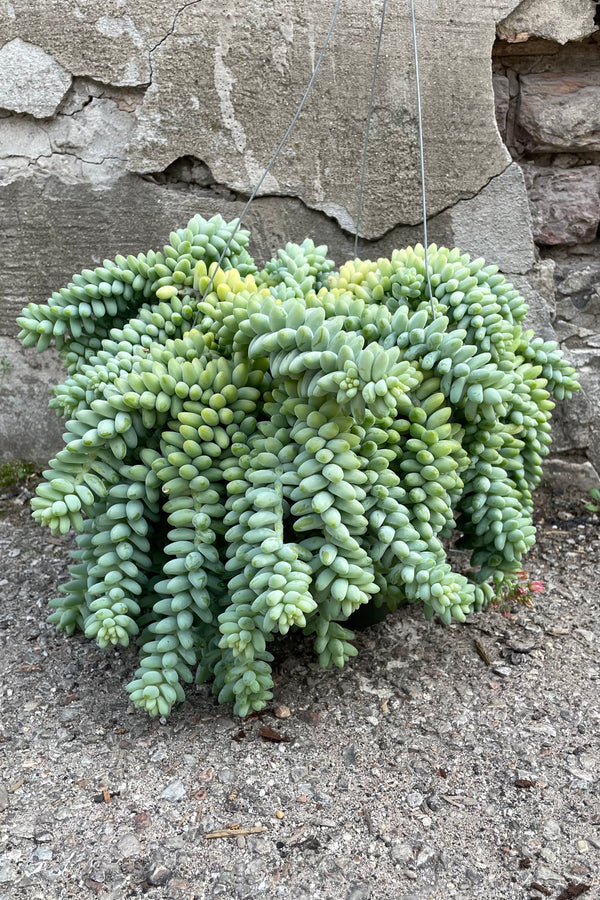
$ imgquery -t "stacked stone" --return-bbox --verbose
[493,27,599,478]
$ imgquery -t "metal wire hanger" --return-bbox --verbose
[193,0,343,321]
[354,0,434,315]
[193,0,434,317]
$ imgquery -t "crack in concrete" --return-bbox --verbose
[2,78,143,123]
[57,79,142,118]
[128,5,524,240]
[0,152,129,185]
[63,95,94,118]
[26,152,127,166]
[348,161,517,244]
[136,158,517,245]
[147,0,204,84]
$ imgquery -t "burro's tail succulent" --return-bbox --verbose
[17,215,580,717]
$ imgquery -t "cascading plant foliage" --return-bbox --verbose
[17,214,579,717]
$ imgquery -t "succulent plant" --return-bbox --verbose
[17,215,579,716]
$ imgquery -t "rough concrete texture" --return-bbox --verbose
[0,0,186,87]
[448,163,535,275]
[0,174,371,333]
[1,487,600,899]
[0,337,64,462]
[497,0,598,44]
[129,0,518,237]
[0,169,537,335]
[0,0,597,483]
[523,164,600,245]
[0,116,51,165]
[517,74,600,153]
[0,97,136,186]
[0,38,72,118]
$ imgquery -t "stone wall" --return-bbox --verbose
[0,0,598,485]
[493,23,600,485]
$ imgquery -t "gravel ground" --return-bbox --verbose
[0,481,599,900]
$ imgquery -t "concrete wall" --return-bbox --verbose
[0,0,598,483]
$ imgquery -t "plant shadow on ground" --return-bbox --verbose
[1,474,598,721]
[1,478,599,898]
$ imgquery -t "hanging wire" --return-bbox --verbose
[193,0,343,323]
[409,0,435,316]
[354,0,387,259]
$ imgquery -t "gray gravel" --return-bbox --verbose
[0,482,599,900]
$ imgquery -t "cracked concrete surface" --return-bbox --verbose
[129,0,520,238]
[498,0,598,44]
[0,38,71,118]
[0,97,136,185]
[0,1,186,87]
[0,0,597,477]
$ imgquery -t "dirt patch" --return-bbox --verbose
[0,484,598,900]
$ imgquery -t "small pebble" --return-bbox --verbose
[406,791,424,810]
[0,863,16,884]
[576,628,594,644]
[493,666,512,677]
[160,780,186,802]
[390,842,413,864]
[335,856,352,869]
[33,824,53,844]
[218,768,235,784]
[117,833,141,857]
[246,834,273,856]
[416,846,436,868]
[146,865,172,886]
[134,812,152,830]
[577,840,589,852]
[542,820,562,840]
[164,835,184,851]
[426,793,443,812]
[507,637,537,653]
[343,744,357,765]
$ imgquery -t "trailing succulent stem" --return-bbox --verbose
[18,215,579,716]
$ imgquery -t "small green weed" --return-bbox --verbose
[0,356,10,393]
[0,461,37,492]
[585,487,600,514]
